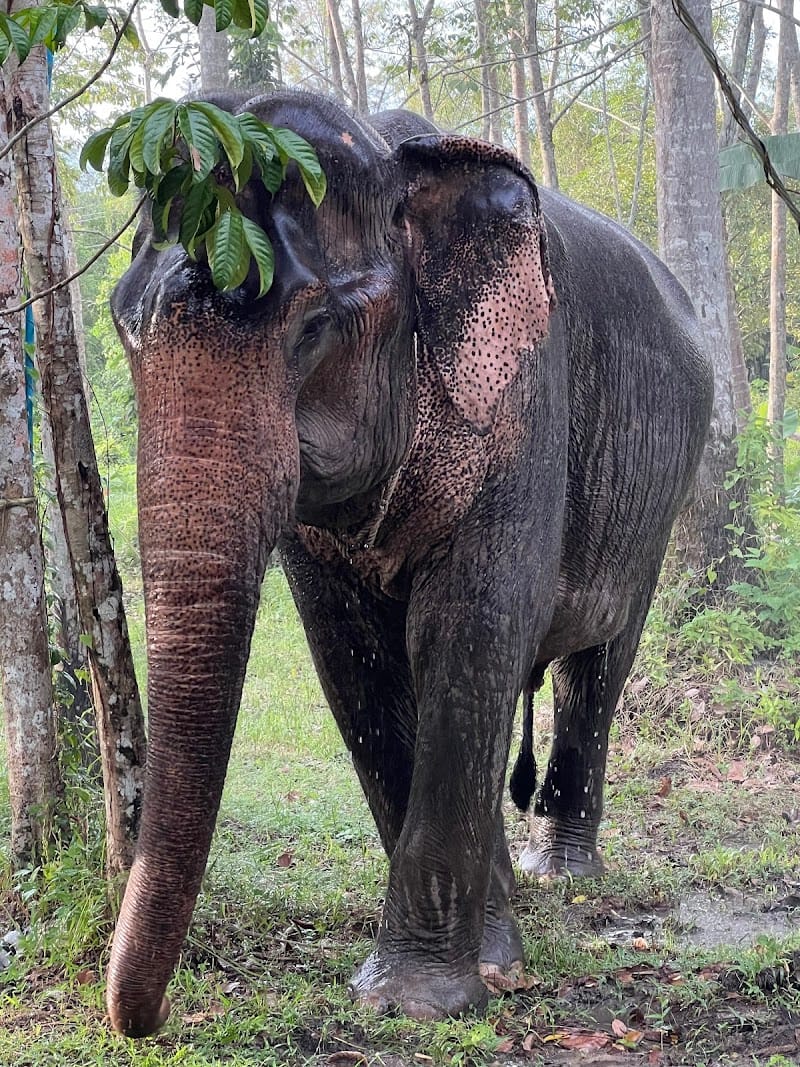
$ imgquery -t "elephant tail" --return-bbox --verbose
[509,688,537,811]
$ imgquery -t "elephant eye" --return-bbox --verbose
[296,309,333,351]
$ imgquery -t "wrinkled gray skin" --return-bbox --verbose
[106,90,712,1038]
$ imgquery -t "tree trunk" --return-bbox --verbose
[407,0,435,121]
[350,0,368,110]
[650,0,747,585]
[198,5,229,92]
[524,0,559,188]
[0,69,63,869]
[720,0,754,148]
[767,0,792,497]
[509,16,532,168]
[7,18,146,877]
[325,4,345,101]
[474,0,494,142]
[326,0,359,107]
[743,5,765,125]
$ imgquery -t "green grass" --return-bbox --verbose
[1,464,800,1063]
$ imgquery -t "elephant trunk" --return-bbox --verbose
[106,341,299,1036]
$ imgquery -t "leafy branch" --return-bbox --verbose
[0,0,137,67]
[82,99,326,296]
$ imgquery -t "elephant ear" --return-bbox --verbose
[396,136,555,434]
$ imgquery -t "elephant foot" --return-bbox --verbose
[349,950,488,1019]
[479,909,524,981]
[518,817,605,879]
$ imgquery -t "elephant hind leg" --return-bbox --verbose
[519,574,659,878]
[509,664,548,811]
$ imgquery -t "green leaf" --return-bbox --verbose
[238,114,275,151]
[0,14,32,63]
[122,18,140,47]
[152,162,192,205]
[271,126,326,205]
[184,0,204,26]
[142,99,178,175]
[231,0,267,34]
[192,101,245,170]
[79,127,113,171]
[81,4,109,31]
[55,3,83,46]
[107,120,137,196]
[720,132,800,192]
[158,0,179,16]
[242,216,274,297]
[30,5,58,47]
[252,143,283,193]
[214,0,233,30]
[179,180,216,253]
[177,104,218,182]
[208,209,248,291]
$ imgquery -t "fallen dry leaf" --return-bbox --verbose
[74,969,95,986]
[611,1019,628,1037]
[632,937,650,951]
[327,1053,367,1065]
[726,761,747,783]
[522,1032,537,1051]
[648,1051,663,1065]
[276,851,295,868]
[495,1037,515,1053]
[656,775,672,798]
[480,960,540,994]
[558,1031,612,1052]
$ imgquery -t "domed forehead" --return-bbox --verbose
[237,91,390,178]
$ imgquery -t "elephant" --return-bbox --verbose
[105,89,712,1038]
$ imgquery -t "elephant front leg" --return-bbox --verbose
[480,819,525,986]
[350,586,527,1019]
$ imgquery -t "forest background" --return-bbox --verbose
[0,0,799,1061]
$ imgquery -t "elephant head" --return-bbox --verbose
[106,90,554,1037]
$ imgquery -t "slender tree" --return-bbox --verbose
[524,0,559,187]
[198,5,230,91]
[767,0,793,495]
[0,64,63,867]
[5,3,146,877]
[407,0,435,121]
[650,0,747,583]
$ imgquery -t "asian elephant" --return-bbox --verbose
[106,89,712,1037]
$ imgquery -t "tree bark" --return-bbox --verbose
[350,0,368,110]
[325,4,345,102]
[650,0,747,584]
[7,18,146,877]
[326,0,359,107]
[407,0,435,121]
[524,0,559,187]
[474,0,494,142]
[743,5,765,125]
[767,0,792,497]
[198,4,229,92]
[0,69,62,868]
[720,0,754,148]
[509,14,532,168]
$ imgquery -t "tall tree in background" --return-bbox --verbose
[0,74,63,867]
[198,5,229,90]
[407,0,435,120]
[650,0,746,584]
[5,1,146,877]
[524,0,559,187]
[474,0,502,143]
[767,0,794,496]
